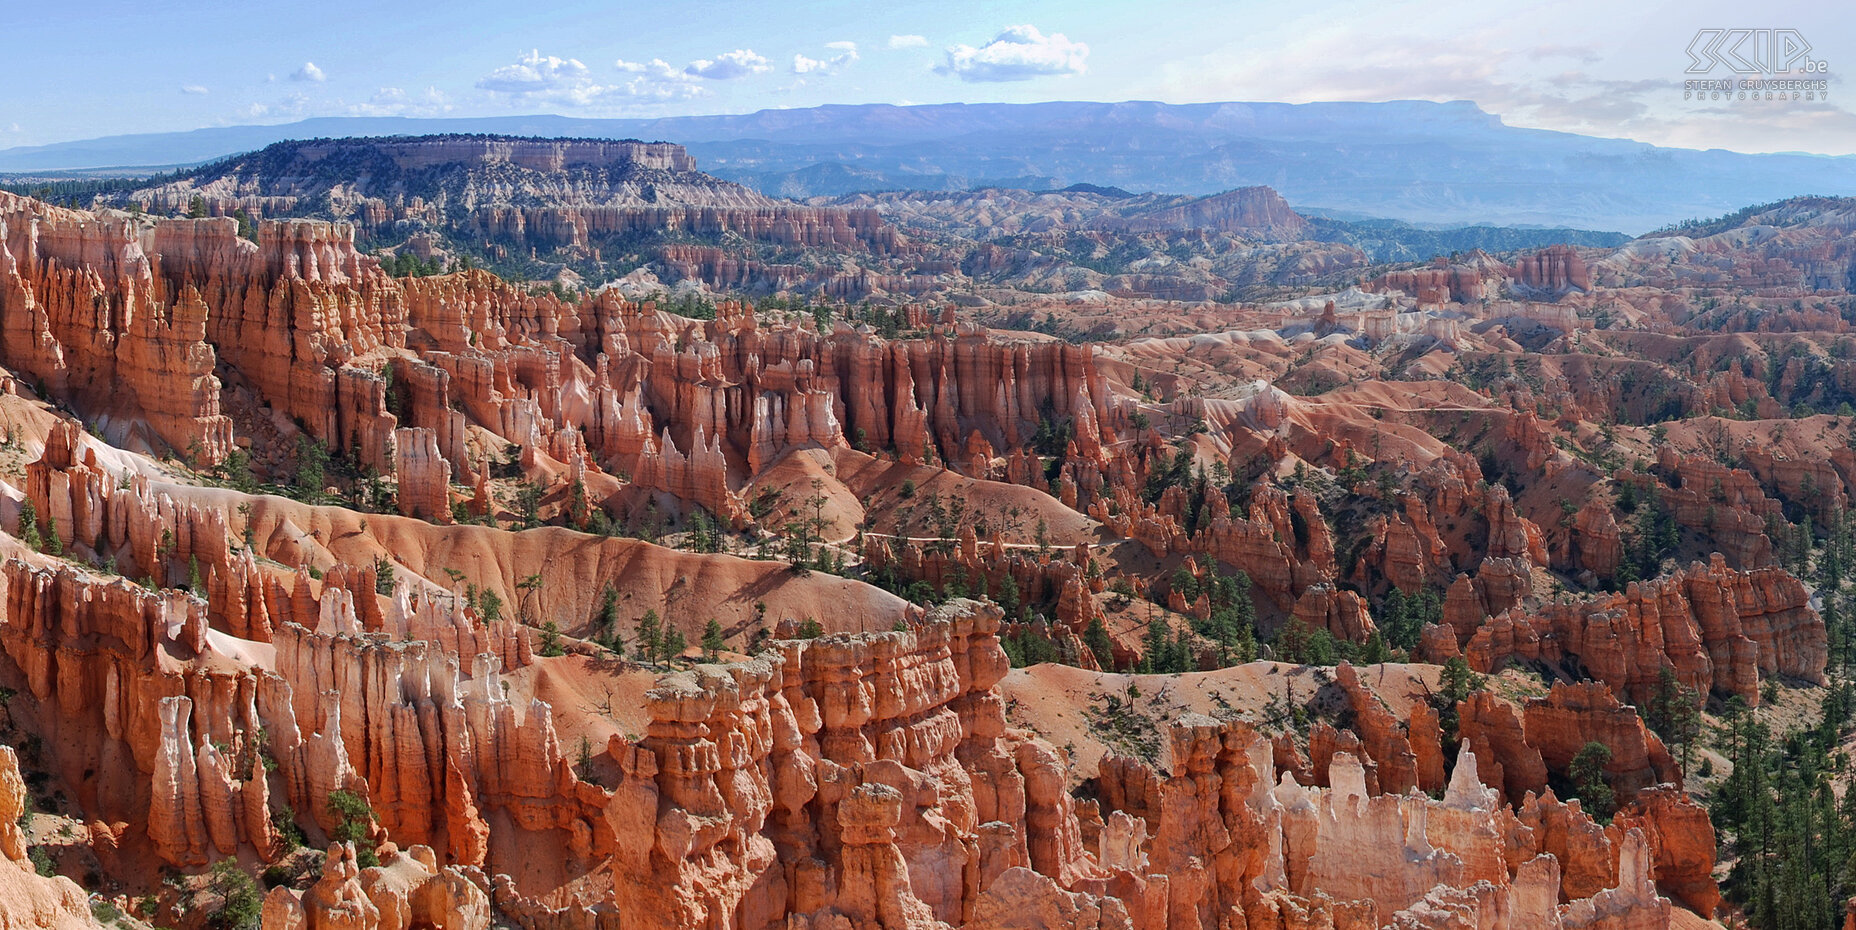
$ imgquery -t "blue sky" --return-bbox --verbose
[0,0,1850,154]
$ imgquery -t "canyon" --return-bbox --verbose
[0,144,1852,930]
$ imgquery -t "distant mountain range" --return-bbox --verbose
[3,100,1853,232]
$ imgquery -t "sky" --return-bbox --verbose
[0,0,1850,155]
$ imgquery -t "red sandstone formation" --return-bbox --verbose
[1463,555,1825,706]
[1510,245,1593,294]
[1612,787,1720,917]
[1366,246,1589,305]
[0,192,402,469]
[261,842,490,930]
[1522,683,1680,799]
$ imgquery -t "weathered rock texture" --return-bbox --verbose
[0,745,98,930]
[1463,555,1825,706]
[261,842,491,930]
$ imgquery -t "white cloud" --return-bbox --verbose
[889,35,929,49]
[938,25,1088,82]
[180,84,210,96]
[615,57,684,80]
[793,41,858,75]
[476,50,614,105]
[348,86,454,118]
[240,91,312,121]
[477,49,710,106]
[684,49,771,80]
[291,61,326,83]
[613,57,708,101]
[478,50,590,95]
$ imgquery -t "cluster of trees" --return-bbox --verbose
[1611,487,1679,587]
[987,564,1451,676]
[1137,613,1198,673]
[1268,618,1345,667]
[325,789,378,867]
[755,294,841,328]
[380,250,451,278]
[201,434,395,517]
[1378,586,1442,653]
[659,292,718,320]
[14,499,60,557]
[1141,446,1198,506]
[1189,570,1260,665]
[1709,684,1856,930]
[1641,665,1702,764]
[1031,414,1076,458]
[1810,509,1856,669]
[1431,655,1485,766]
[843,303,918,339]
[630,609,686,663]
[583,586,728,662]
[1003,620,1076,667]
[1134,570,1260,672]
[460,582,504,624]
[1702,496,1856,929]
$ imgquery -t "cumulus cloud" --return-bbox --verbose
[180,84,210,96]
[937,25,1088,82]
[348,86,454,118]
[613,57,708,101]
[889,35,929,49]
[793,41,858,75]
[291,61,326,83]
[684,49,771,80]
[475,49,717,107]
[478,50,594,97]
[615,57,685,80]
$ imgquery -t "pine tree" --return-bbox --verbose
[16,498,41,551]
[1084,615,1114,671]
[1643,665,1701,766]
[634,609,663,663]
[1361,632,1390,664]
[1569,742,1615,820]
[701,618,726,661]
[596,584,622,651]
[1140,615,1171,673]
[576,736,595,783]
